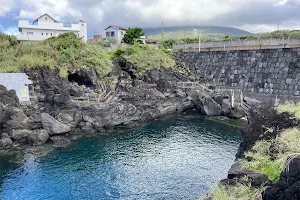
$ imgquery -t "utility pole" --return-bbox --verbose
[277,18,280,31]
[184,20,189,52]
[194,29,201,52]
[161,21,164,43]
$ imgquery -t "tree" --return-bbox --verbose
[122,27,144,44]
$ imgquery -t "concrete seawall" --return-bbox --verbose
[176,48,300,101]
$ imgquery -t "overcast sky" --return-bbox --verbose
[1,0,300,37]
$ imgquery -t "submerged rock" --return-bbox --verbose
[50,136,71,148]
[41,113,71,135]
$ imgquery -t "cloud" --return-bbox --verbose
[0,24,18,35]
[2,0,300,36]
[18,0,82,21]
[0,0,14,16]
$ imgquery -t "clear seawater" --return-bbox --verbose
[0,114,241,200]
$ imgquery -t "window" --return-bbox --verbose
[28,32,34,35]
[42,33,43,35]
[82,24,84,26]
[121,31,123,35]
[51,33,52,36]
[111,31,115,37]
[45,17,48,20]
[46,33,48,36]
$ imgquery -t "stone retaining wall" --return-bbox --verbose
[176,48,300,96]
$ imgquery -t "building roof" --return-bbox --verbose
[33,13,58,23]
[104,25,127,31]
[79,20,85,23]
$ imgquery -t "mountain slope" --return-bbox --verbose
[143,26,252,41]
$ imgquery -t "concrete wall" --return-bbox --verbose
[176,48,300,97]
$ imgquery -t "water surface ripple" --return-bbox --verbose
[0,115,241,200]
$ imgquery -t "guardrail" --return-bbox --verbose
[173,38,300,52]
[169,81,251,110]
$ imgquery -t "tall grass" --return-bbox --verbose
[241,128,300,182]
[0,32,112,78]
[111,43,175,76]
[211,183,265,200]
[276,103,300,120]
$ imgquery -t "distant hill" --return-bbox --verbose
[143,26,252,41]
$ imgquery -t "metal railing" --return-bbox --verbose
[169,81,251,110]
[173,38,300,52]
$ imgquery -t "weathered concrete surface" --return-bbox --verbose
[176,48,300,97]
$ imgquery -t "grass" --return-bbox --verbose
[241,128,300,182]
[211,183,265,200]
[276,103,300,120]
[0,32,112,78]
[111,43,175,77]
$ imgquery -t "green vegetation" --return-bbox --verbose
[160,39,177,49]
[0,32,112,78]
[111,43,175,77]
[145,26,251,41]
[250,30,300,39]
[211,182,265,200]
[276,103,300,120]
[241,126,300,182]
[123,27,145,44]
[0,32,9,42]
[209,104,300,200]
[241,140,283,182]
[0,31,175,79]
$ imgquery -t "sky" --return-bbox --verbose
[1,0,300,38]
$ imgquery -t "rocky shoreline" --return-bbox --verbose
[3,66,298,199]
[214,106,300,200]
[0,67,245,152]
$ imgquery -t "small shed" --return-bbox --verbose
[0,73,32,102]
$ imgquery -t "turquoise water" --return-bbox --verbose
[0,115,241,200]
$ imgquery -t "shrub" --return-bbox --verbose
[160,39,177,49]
[123,27,144,44]
[0,33,112,78]
[276,103,300,120]
[42,32,83,51]
[0,43,58,72]
[111,43,175,76]
[77,44,112,78]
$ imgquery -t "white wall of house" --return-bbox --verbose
[105,27,126,43]
[118,29,126,43]
[16,15,87,42]
[17,28,82,41]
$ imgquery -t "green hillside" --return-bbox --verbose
[143,26,252,41]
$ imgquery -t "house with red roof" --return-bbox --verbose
[104,25,127,43]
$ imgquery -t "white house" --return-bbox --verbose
[16,14,87,43]
[104,25,127,43]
